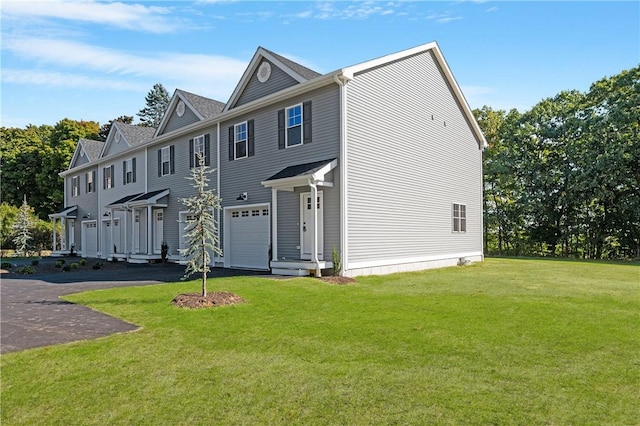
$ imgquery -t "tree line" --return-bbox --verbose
[0,84,170,252]
[475,65,639,259]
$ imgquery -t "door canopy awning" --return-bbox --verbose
[107,189,170,210]
[49,205,77,219]
[261,158,337,191]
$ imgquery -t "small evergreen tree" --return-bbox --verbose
[12,198,33,256]
[137,83,169,128]
[179,153,222,296]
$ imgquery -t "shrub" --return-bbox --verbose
[55,259,65,268]
[80,258,87,266]
[31,259,39,266]
[70,263,79,270]
[18,265,35,274]
[332,246,342,276]
[62,265,71,272]
[1,262,13,269]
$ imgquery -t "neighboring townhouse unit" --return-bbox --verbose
[52,41,487,277]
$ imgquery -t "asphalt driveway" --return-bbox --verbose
[1,260,261,354]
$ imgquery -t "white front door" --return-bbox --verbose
[102,220,112,258]
[300,191,323,260]
[154,210,164,254]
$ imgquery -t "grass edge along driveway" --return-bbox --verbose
[2,258,639,425]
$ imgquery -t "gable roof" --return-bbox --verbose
[341,41,487,149]
[100,122,156,158]
[155,89,226,136]
[223,46,321,112]
[68,138,105,169]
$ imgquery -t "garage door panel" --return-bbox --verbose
[229,208,270,270]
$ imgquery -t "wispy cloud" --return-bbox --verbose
[1,69,146,92]
[0,0,178,33]
[426,11,464,24]
[2,36,248,100]
[295,1,398,20]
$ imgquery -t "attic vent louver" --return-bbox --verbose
[176,100,185,117]
[257,61,271,83]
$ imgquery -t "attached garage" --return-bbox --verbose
[226,206,270,270]
[82,221,98,258]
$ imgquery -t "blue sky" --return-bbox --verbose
[1,1,638,128]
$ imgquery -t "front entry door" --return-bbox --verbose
[154,210,164,254]
[301,191,323,260]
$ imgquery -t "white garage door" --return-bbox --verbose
[83,221,98,258]
[228,207,270,270]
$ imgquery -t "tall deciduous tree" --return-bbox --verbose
[137,83,169,128]
[179,154,222,296]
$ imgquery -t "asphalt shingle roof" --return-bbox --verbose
[78,139,105,162]
[265,159,336,181]
[177,90,225,119]
[261,47,322,81]
[114,122,156,146]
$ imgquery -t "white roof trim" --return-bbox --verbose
[155,90,205,137]
[223,47,309,113]
[261,159,337,191]
[342,41,487,149]
[68,143,85,170]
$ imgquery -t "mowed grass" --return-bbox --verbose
[2,258,638,425]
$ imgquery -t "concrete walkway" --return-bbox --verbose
[1,260,260,354]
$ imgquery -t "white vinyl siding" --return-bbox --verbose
[345,50,483,264]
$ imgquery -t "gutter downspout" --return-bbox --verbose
[216,122,221,262]
[334,72,351,276]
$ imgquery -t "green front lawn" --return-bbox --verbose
[2,258,638,424]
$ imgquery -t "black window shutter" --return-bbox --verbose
[248,120,255,157]
[303,101,312,144]
[132,158,136,183]
[111,165,115,187]
[85,174,89,193]
[228,126,234,161]
[204,134,211,166]
[189,138,194,168]
[170,145,175,174]
[157,150,162,177]
[103,168,106,189]
[123,161,126,185]
[277,109,285,149]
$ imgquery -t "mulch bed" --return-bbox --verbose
[319,276,356,285]
[171,292,245,309]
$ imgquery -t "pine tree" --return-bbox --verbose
[179,153,222,296]
[137,83,169,128]
[12,197,33,256]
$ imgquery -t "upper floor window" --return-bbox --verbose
[86,170,95,193]
[103,165,115,189]
[452,203,467,233]
[158,146,175,176]
[189,135,210,167]
[72,176,80,197]
[123,158,136,184]
[278,101,311,149]
[228,120,254,161]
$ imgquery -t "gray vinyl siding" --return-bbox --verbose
[65,167,99,252]
[345,50,484,264]
[233,60,300,108]
[161,104,200,135]
[72,151,90,168]
[99,154,147,207]
[103,134,130,157]
[220,84,341,260]
[146,129,218,258]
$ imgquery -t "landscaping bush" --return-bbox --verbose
[80,258,87,266]
[70,263,79,270]
[55,259,65,268]
[18,265,35,274]
[1,261,13,269]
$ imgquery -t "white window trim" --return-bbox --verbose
[193,135,206,164]
[234,122,248,160]
[285,103,303,149]
[452,203,467,233]
[104,166,113,189]
[161,146,171,176]
[72,176,80,197]
[86,171,94,193]
[125,158,134,184]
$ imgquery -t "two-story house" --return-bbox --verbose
[52,41,487,277]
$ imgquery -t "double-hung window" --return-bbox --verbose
[162,147,171,176]
[228,121,254,161]
[103,165,114,189]
[278,101,311,149]
[452,203,467,233]
[123,158,136,184]
[86,170,95,193]
[235,122,247,159]
[286,104,302,147]
[72,176,80,197]
[189,135,210,168]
